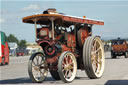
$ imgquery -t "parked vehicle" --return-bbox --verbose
[16,47,29,57]
[16,49,24,56]
[0,31,9,65]
[111,38,128,58]
[22,9,105,83]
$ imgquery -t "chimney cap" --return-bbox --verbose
[43,8,57,14]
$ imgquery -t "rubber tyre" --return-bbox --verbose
[111,52,116,59]
[112,54,116,59]
[50,70,60,80]
[28,52,48,83]
[83,36,105,79]
[58,51,77,83]
[111,52,116,58]
[125,52,128,58]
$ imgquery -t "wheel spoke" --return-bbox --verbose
[63,55,74,79]
[93,54,102,74]
[35,56,39,65]
[93,40,97,51]
[68,70,72,78]
[34,70,39,77]
[92,62,97,72]
[32,61,37,66]
[66,55,69,64]
[40,70,45,77]
[62,68,65,72]
[64,70,68,78]
[95,47,101,53]
[91,51,95,55]
[65,55,68,64]
[40,62,45,65]
[38,56,42,65]
[62,62,65,68]
[40,71,42,77]
[40,58,45,66]
[91,57,95,63]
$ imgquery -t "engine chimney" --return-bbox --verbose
[43,8,57,14]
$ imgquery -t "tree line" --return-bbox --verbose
[6,34,27,48]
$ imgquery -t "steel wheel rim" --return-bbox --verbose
[32,54,48,81]
[62,53,77,81]
[91,38,105,77]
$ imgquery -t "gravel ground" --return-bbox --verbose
[0,52,128,85]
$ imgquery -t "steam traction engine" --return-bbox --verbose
[22,9,105,83]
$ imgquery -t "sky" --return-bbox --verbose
[1,0,128,42]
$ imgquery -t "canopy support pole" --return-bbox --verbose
[33,19,37,41]
[51,17,55,40]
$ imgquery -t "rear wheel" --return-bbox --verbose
[83,36,105,79]
[111,52,116,59]
[28,52,48,83]
[58,51,77,83]
[50,70,60,80]
[125,52,128,58]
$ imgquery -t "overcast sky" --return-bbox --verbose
[1,0,128,42]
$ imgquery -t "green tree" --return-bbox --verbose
[6,34,27,48]
[19,40,27,48]
[7,34,19,45]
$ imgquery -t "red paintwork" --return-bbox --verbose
[55,35,62,40]
[17,52,24,56]
[4,42,9,64]
[1,45,4,56]
[112,41,128,52]
[45,45,56,55]
[46,53,60,64]
[67,34,76,47]
[62,16,104,25]
[61,44,74,52]
[63,55,72,65]
[37,40,55,46]
[0,45,4,64]
[0,42,9,65]
[79,29,89,46]
[35,27,89,65]
[112,44,127,52]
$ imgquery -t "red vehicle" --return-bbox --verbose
[111,38,128,58]
[16,52,24,56]
[16,48,28,57]
[16,48,25,57]
[0,31,9,65]
[22,9,105,83]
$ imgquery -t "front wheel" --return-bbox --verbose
[28,52,48,83]
[58,51,77,83]
[83,36,105,79]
